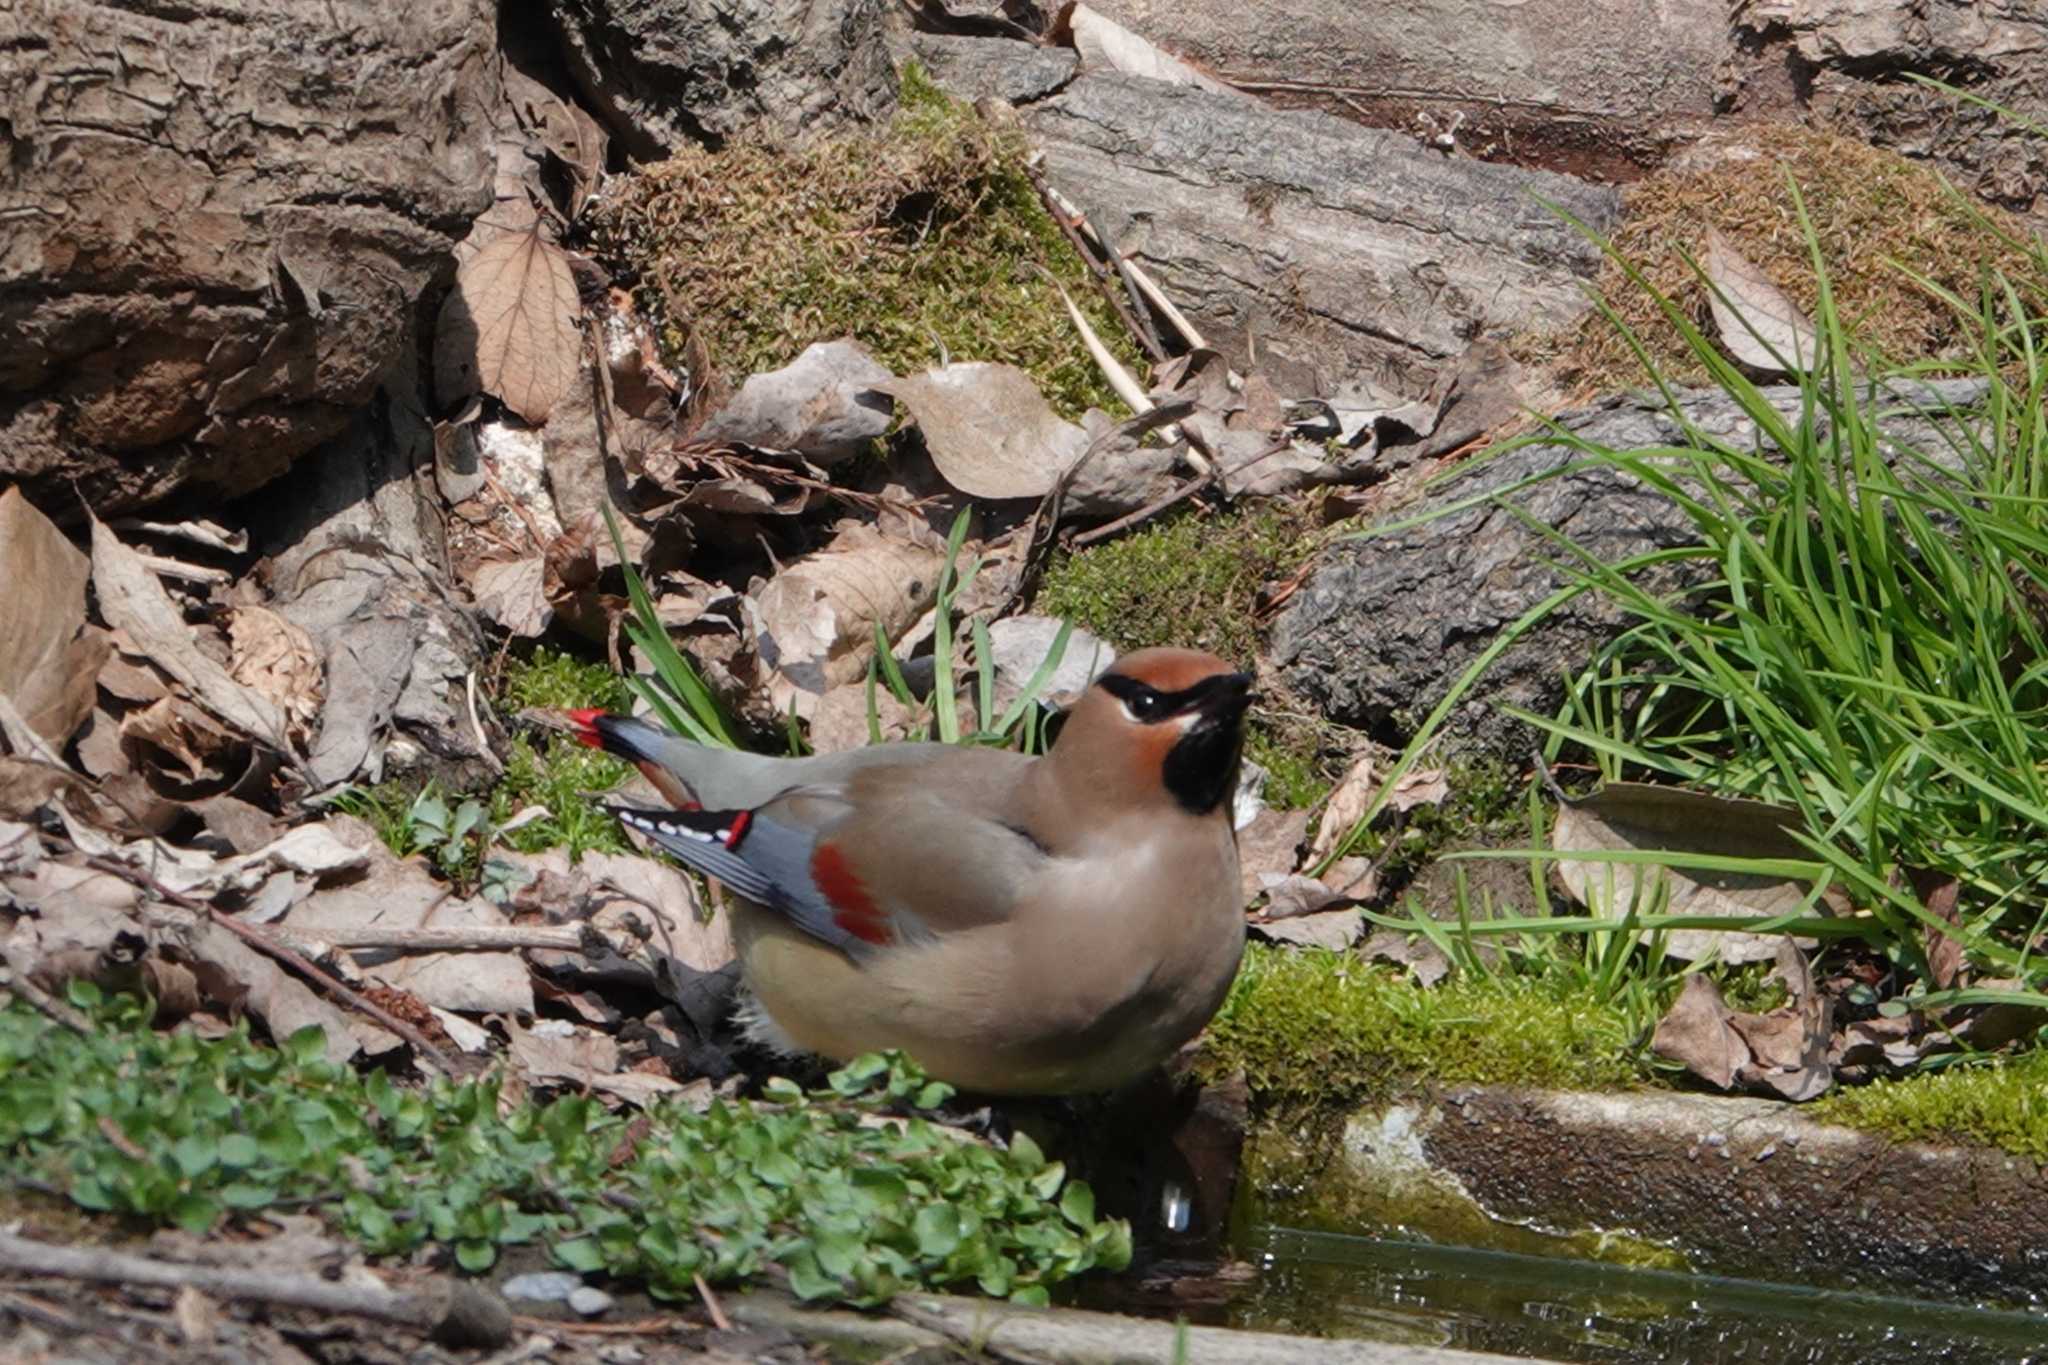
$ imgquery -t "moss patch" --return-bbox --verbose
[1814,1051,2048,1164]
[1200,946,1647,1112]
[587,64,1143,418]
[491,647,634,859]
[1525,125,2047,394]
[1036,508,1311,663]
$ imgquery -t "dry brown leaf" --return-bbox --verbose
[1360,928,1450,987]
[808,679,920,754]
[1256,873,1353,920]
[1251,907,1364,950]
[0,487,109,753]
[1308,753,1444,864]
[435,229,583,423]
[1702,227,1819,374]
[1552,782,1839,964]
[471,556,553,638]
[283,818,533,1016]
[89,518,291,751]
[1653,940,1832,1100]
[746,520,947,719]
[883,362,1090,499]
[1236,807,1309,901]
[1650,974,1745,1090]
[986,616,1115,714]
[507,1017,620,1086]
[1908,868,1966,991]
[697,339,895,464]
[225,606,323,747]
[118,696,242,790]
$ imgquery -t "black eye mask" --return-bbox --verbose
[1095,672,1254,815]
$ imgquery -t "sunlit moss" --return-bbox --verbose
[587,62,1142,418]
[1200,945,1646,1111]
[1814,1050,2048,1163]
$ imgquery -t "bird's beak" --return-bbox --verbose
[563,707,608,750]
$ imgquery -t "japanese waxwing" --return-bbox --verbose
[563,647,1254,1096]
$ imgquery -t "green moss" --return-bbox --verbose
[587,62,1142,418]
[1200,946,1647,1111]
[1814,1051,2048,1163]
[500,646,634,714]
[1247,727,1327,811]
[490,648,636,859]
[1036,509,1310,663]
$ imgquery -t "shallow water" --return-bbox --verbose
[1231,1226,2048,1364]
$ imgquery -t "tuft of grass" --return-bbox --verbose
[586,63,1141,419]
[1814,1051,2048,1162]
[1199,945,1648,1111]
[0,990,1131,1305]
[1524,125,2048,393]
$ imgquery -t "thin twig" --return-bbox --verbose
[0,954,94,1036]
[466,671,504,776]
[286,925,595,954]
[1092,219,1169,361]
[1069,472,1213,547]
[73,851,457,1074]
[0,1230,512,1348]
[1023,164,1169,364]
[692,1272,732,1332]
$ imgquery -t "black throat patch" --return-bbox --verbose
[1162,719,1245,817]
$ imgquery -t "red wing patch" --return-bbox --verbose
[809,842,892,946]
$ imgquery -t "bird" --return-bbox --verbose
[561,647,1254,1096]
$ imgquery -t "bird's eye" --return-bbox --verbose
[1126,687,1165,721]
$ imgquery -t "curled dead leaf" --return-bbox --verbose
[745,520,947,719]
[226,605,323,748]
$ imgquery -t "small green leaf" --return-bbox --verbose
[171,1135,218,1179]
[217,1134,259,1169]
[171,1193,221,1235]
[455,1240,496,1273]
[220,1181,279,1210]
[1007,1130,1044,1173]
[913,1204,962,1258]
[285,1026,328,1067]
[553,1238,605,1273]
[784,1249,838,1301]
[1059,1181,1095,1227]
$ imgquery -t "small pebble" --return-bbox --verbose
[502,1271,581,1303]
[1755,1144,1777,1161]
[569,1287,615,1318]
[1703,1132,1727,1149]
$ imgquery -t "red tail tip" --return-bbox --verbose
[563,708,608,749]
